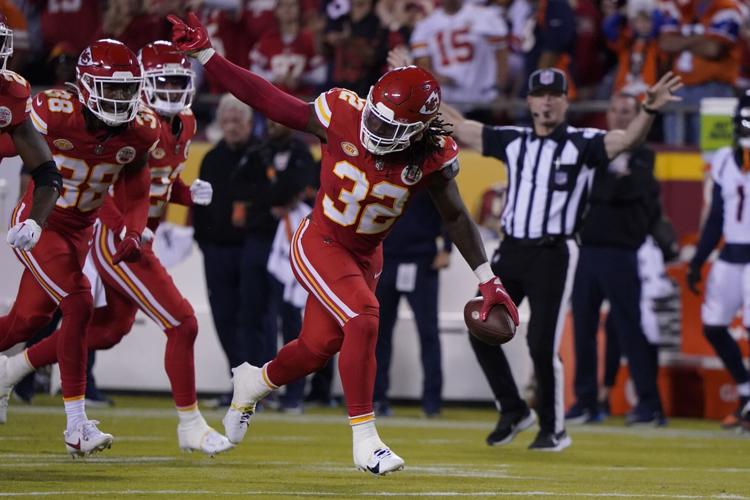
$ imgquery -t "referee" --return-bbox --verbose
[442,68,682,451]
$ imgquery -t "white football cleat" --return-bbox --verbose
[222,363,273,444]
[178,419,234,457]
[353,439,405,476]
[63,420,113,457]
[0,354,13,425]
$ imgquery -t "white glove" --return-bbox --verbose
[141,227,155,244]
[7,219,42,251]
[190,179,213,206]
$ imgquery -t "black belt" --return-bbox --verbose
[504,235,578,247]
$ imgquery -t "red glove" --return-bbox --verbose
[112,231,142,265]
[478,277,519,326]
[168,12,212,53]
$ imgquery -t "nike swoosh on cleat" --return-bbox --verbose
[65,439,81,450]
[366,464,380,474]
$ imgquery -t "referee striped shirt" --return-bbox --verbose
[482,123,609,239]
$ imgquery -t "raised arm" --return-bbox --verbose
[168,13,326,141]
[440,103,484,152]
[603,72,682,160]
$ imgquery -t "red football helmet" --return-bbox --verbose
[139,40,195,117]
[76,39,143,126]
[360,65,441,156]
[0,14,13,71]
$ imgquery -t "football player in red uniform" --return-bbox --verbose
[0,14,62,251]
[0,41,233,456]
[0,39,159,457]
[169,13,518,475]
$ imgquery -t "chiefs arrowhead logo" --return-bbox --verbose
[78,47,93,66]
[419,91,440,115]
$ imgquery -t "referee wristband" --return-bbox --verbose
[474,262,494,283]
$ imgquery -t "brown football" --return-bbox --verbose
[463,297,516,345]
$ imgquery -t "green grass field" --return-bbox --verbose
[0,395,748,499]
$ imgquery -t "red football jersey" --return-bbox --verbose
[0,70,31,132]
[250,29,324,96]
[39,0,102,53]
[146,109,197,229]
[29,89,161,230]
[311,88,459,254]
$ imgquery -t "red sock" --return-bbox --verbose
[57,292,93,398]
[164,316,198,407]
[267,337,333,387]
[339,314,379,417]
[26,333,59,368]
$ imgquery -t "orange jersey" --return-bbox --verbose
[29,89,161,230]
[659,0,743,86]
[611,33,660,96]
[146,109,197,228]
[311,88,459,254]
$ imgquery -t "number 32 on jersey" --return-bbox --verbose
[323,161,409,235]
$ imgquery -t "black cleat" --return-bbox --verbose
[486,407,537,446]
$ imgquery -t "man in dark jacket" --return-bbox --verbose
[232,118,316,412]
[566,93,665,425]
[194,95,255,404]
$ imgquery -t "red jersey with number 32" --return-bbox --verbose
[29,89,161,230]
[311,88,459,255]
[0,70,32,133]
[146,109,197,228]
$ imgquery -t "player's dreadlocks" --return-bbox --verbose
[408,114,453,167]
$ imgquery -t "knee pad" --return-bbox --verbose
[344,313,379,341]
[351,288,379,318]
[299,335,339,370]
[58,292,94,327]
[168,315,198,344]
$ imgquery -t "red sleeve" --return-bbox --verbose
[114,164,151,236]
[169,176,193,206]
[98,194,125,234]
[203,53,312,131]
[0,133,17,158]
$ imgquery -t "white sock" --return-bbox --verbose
[64,398,87,433]
[177,404,203,427]
[737,382,750,398]
[351,414,379,444]
[7,351,34,384]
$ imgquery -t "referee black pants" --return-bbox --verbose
[470,237,578,435]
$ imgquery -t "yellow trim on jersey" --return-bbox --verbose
[63,395,85,402]
[30,107,47,135]
[314,94,332,129]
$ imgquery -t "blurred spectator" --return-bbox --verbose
[231,118,316,411]
[572,0,605,97]
[373,190,451,418]
[476,183,507,241]
[493,0,532,98]
[658,0,742,145]
[102,0,180,53]
[250,0,326,98]
[603,1,662,97]
[376,0,432,39]
[0,0,29,72]
[568,92,665,426]
[194,94,254,406]
[34,0,102,56]
[524,0,577,98]
[324,0,400,97]
[410,0,509,117]
[47,42,78,86]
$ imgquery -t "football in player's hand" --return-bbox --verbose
[464,297,516,345]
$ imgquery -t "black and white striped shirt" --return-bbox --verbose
[482,123,609,239]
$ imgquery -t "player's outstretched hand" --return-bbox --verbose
[643,72,683,112]
[478,276,519,326]
[168,12,212,54]
[686,265,702,295]
[190,179,213,206]
[112,230,142,264]
[387,46,414,70]
[6,219,41,251]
